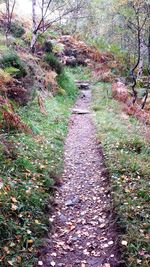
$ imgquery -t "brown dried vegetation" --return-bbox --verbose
[112,82,150,125]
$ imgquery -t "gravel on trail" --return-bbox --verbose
[39,89,122,267]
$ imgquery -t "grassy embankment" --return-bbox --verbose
[92,83,150,267]
[0,69,78,266]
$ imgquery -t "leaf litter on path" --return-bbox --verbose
[39,90,122,267]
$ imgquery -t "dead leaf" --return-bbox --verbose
[50,261,56,266]
[38,261,43,266]
[104,264,111,267]
[11,204,18,211]
[16,256,21,263]
[121,240,128,246]
[27,239,34,245]
[11,197,18,203]
[8,261,13,266]
[99,223,106,228]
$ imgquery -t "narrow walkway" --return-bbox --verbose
[40,89,121,267]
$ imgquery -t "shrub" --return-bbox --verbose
[44,53,63,74]
[0,68,12,84]
[57,69,78,98]
[90,37,109,51]
[0,53,27,78]
[23,31,32,44]
[10,22,25,38]
[43,41,53,53]
[0,96,31,133]
[14,38,26,48]
[4,66,21,77]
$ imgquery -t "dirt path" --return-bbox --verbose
[39,89,121,267]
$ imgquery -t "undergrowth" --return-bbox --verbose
[0,52,27,78]
[69,66,92,81]
[0,69,78,266]
[44,53,62,74]
[92,83,150,267]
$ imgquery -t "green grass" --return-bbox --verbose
[68,66,92,81]
[44,52,63,74]
[0,69,78,266]
[57,68,79,98]
[92,83,150,267]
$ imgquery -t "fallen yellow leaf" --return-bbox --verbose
[27,239,34,244]
[11,204,18,211]
[35,219,40,224]
[11,197,18,203]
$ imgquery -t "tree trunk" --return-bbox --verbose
[137,40,146,79]
[5,0,10,45]
[130,21,141,104]
[141,27,150,109]
[31,0,37,53]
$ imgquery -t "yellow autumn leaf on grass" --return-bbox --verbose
[16,256,21,263]
[35,219,40,224]
[11,204,18,211]
[27,239,34,244]
[3,246,10,253]
[11,197,18,203]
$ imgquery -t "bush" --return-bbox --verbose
[0,68,12,84]
[10,22,25,38]
[4,66,21,77]
[43,41,53,53]
[44,53,63,74]
[89,37,109,51]
[23,31,32,44]
[0,53,27,78]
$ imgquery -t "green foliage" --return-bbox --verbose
[23,31,32,44]
[92,83,150,267]
[89,37,109,51]
[10,22,25,38]
[69,66,92,81]
[14,38,26,48]
[0,52,27,78]
[57,69,78,98]
[44,52,63,74]
[4,66,21,77]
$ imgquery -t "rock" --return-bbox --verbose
[65,56,77,67]
[65,197,81,206]
[75,80,91,90]
[72,108,90,114]
[59,214,67,222]
[65,200,74,206]
[70,236,79,242]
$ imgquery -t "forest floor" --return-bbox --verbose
[39,88,121,267]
